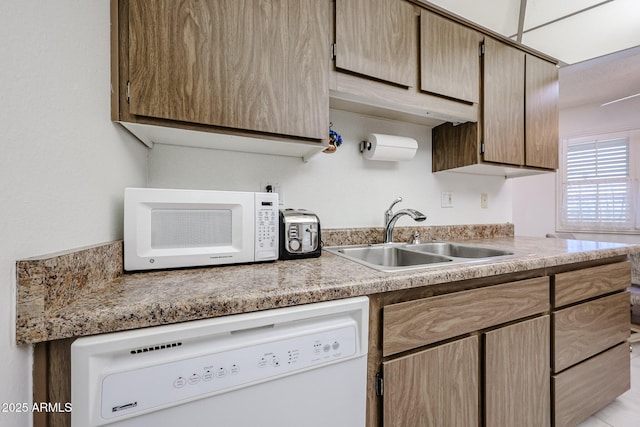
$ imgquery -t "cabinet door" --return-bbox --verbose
[525,54,559,169]
[483,38,525,166]
[383,335,479,427]
[335,0,416,87]
[420,10,481,103]
[485,316,550,427]
[128,0,328,140]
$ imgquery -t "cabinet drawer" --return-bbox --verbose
[553,292,629,372]
[554,262,630,307]
[382,277,549,356]
[553,342,630,427]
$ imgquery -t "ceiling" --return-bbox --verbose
[424,0,640,65]
[558,44,640,108]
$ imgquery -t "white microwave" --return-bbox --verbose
[124,188,279,271]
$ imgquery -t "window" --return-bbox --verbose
[559,130,639,233]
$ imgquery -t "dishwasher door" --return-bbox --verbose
[71,297,369,427]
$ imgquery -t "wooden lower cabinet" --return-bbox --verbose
[383,336,479,427]
[485,316,550,427]
[550,263,631,427]
[381,315,550,427]
[553,343,630,427]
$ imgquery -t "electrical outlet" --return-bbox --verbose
[261,180,284,205]
[441,192,453,208]
[481,193,488,209]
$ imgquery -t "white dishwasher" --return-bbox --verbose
[71,297,369,427]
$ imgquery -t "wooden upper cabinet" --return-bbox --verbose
[432,36,559,175]
[483,37,525,166]
[335,0,416,87]
[127,0,328,140]
[420,10,481,103]
[526,54,559,169]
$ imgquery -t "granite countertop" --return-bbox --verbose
[16,227,640,345]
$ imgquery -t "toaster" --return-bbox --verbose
[279,209,322,259]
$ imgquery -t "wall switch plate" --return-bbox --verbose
[481,193,488,209]
[441,192,453,208]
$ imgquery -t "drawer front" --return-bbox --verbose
[553,342,630,427]
[383,277,549,356]
[554,262,630,307]
[553,292,629,372]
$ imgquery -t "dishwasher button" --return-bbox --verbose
[173,377,187,388]
[230,364,240,375]
[216,368,227,378]
[188,374,201,385]
[202,371,214,381]
[258,357,268,368]
[332,341,340,350]
[323,344,331,352]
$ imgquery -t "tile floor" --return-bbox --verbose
[577,342,640,427]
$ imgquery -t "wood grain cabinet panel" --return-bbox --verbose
[420,10,482,103]
[127,0,328,140]
[485,316,550,427]
[383,277,549,356]
[553,342,630,427]
[483,37,525,166]
[553,261,631,308]
[431,38,559,175]
[383,335,479,427]
[525,54,559,169]
[335,0,416,87]
[553,292,630,372]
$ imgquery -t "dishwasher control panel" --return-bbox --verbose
[101,324,357,420]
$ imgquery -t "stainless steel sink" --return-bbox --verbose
[330,245,452,271]
[324,242,516,272]
[409,242,514,258]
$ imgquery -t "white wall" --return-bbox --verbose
[149,109,513,228]
[0,2,148,426]
[511,172,557,237]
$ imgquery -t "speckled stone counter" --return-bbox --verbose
[16,224,640,345]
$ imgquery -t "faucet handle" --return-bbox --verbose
[412,231,420,244]
[386,197,403,212]
[384,197,403,225]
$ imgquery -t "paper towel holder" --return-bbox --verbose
[359,140,372,152]
[359,133,418,161]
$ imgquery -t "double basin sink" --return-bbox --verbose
[324,242,515,272]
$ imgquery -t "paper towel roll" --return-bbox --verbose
[362,133,418,161]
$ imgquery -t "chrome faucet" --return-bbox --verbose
[383,197,427,243]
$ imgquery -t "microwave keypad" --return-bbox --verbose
[257,209,277,251]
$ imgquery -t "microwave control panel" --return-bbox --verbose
[255,192,279,260]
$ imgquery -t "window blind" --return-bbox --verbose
[561,138,632,230]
